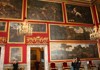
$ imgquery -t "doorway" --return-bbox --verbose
[27,45,48,70]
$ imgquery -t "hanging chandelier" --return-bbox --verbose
[17,19,33,35]
[90,25,100,40]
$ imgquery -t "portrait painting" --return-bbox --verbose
[8,22,25,43]
[30,23,47,33]
[9,47,22,62]
[65,4,93,24]
[50,24,93,40]
[0,21,6,32]
[50,42,99,60]
[96,2,100,23]
[27,0,63,22]
[0,0,23,19]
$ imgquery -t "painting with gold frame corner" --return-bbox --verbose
[0,21,7,32]
[9,47,22,62]
[49,24,93,41]
[8,22,25,44]
[0,0,23,20]
[50,42,99,61]
[95,2,100,23]
[30,22,47,33]
[27,0,64,23]
[65,3,94,24]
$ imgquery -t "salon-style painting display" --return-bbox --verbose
[50,42,99,60]
[30,23,47,33]
[8,22,25,43]
[65,4,93,24]
[95,2,100,23]
[50,24,93,40]
[0,21,7,32]
[0,0,23,20]
[9,47,22,62]
[27,0,64,22]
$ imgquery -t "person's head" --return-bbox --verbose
[76,57,80,62]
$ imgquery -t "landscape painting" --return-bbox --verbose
[50,42,99,60]
[50,24,93,40]
[27,0,63,22]
[65,4,93,24]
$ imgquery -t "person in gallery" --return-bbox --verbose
[34,60,40,70]
[71,57,81,70]
[11,58,19,70]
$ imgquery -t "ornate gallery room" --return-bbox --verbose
[0,0,100,70]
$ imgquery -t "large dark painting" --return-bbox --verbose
[66,4,93,24]
[8,22,24,43]
[50,24,92,40]
[27,0,63,22]
[30,23,47,33]
[0,0,23,19]
[50,42,99,60]
[0,21,6,32]
[96,2,100,23]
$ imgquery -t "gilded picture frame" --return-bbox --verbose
[50,42,99,61]
[0,0,23,20]
[65,3,94,24]
[27,0,64,22]
[0,21,7,32]
[8,22,25,44]
[9,47,22,62]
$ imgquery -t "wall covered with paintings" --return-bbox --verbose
[0,0,100,65]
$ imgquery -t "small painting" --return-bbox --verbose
[50,42,99,60]
[27,0,63,22]
[0,21,7,32]
[0,0,23,20]
[65,4,93,24]
[50,24,93,40]
[96,2,100,23]
[30,23,47,33]
[9,47,22,62]
[8,22,25,43]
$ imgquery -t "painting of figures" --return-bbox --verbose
[0,21,6,32]
[50,24,93,40]
[27,0,63,22]
[66,4,93,24]
[50,42,99,60]
[9,47,22,62]
[0,0,23,19]
[8,22,25,43]
[96,2,100,23]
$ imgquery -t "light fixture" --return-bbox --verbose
[90,25,100,40]
[17,19,33,35]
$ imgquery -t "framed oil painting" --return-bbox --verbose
[8,22,25,43]
[65,4,93,24]
[30,23,47,33]
[95,2,100,23]
[50,42,99,60]
[9,47,22,62]
[0,0,23,20]
[50,24,93,40]
[0,21,7,32]
[27,0,64,22]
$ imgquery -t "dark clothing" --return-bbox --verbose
[35,61,40,70]
[71,61,81,70]
[13,63,18,70]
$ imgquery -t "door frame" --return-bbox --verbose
[27,45,49,70]
[0,45,5,70]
